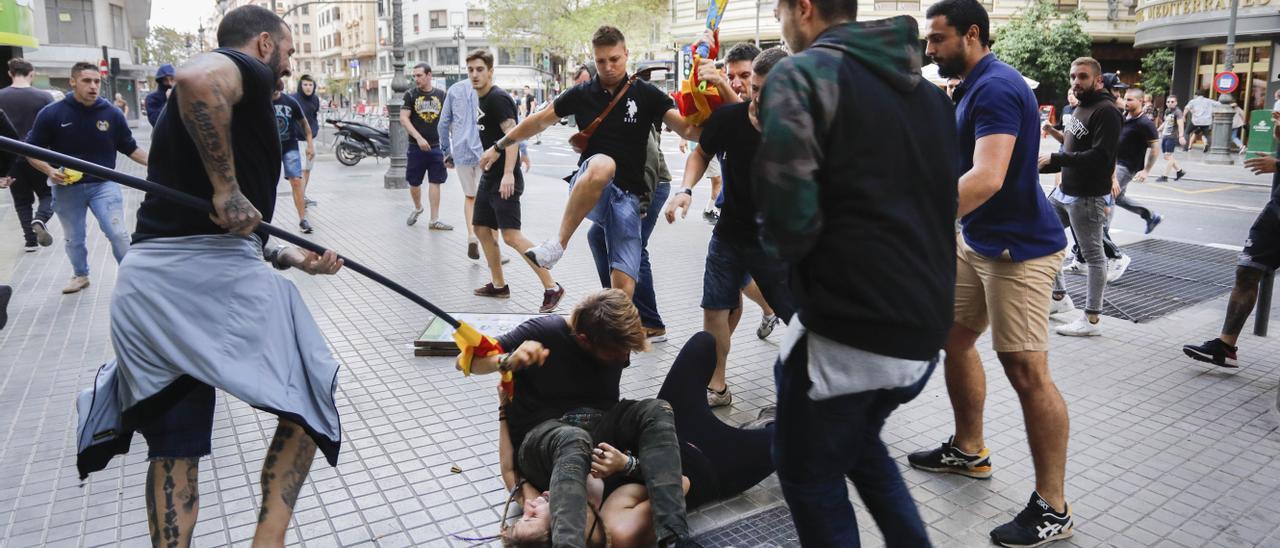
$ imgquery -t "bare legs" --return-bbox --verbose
[287,177,306,222]
[944,324,1070,512]
[476,226,557,290]
[1161,152,1182,177]
[1219,266,1266,346]
[463,196,476,242]
[409,185,422,211]
[428,183,442,223]
[705,305,745,393]
[555,157,615,249]
[145,419,315,548]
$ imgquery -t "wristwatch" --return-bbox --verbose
[680,188,693,197]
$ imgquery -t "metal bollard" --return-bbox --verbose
[1255,268,1275,337]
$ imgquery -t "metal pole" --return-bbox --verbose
[755,0,760,48]
[384,0,408,189]
[1204,0,1241,165]
[1255,269,1274,337]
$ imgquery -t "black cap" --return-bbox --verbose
[1102,73,1128,91]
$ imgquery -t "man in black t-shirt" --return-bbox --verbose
[1112,88,1162,235]
[465,50,565,313]
[664,47,794,409]
[400,63,451,229]
[1183,112,1280,369]
[479,26,703,298]
[0,58,55,252]
[462,289,690,546]
[272,79,315,233]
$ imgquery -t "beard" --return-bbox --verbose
[267,46,285,79]
[935,55,966,79]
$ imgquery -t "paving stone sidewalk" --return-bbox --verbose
[0,126,1277,547]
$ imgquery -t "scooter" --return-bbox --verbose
[327,119,391,166]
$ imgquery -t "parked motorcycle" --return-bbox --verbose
[327,118,391,166]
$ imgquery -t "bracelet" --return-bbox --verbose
[266,244,291,271]
[623,455,640,477]
[680,188,693,196]
[497,353,512,372]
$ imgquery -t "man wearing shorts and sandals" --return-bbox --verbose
[73,6,347,546]
[913,1,1076,546]
[441,74,485,258]
[401,63,451,229]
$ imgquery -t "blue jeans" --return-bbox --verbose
[772,333,935,547]
[588,182,668,329]
[571,155,643,282]
[52,182,130,277]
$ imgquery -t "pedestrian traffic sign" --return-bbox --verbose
[1214,71,1239,94]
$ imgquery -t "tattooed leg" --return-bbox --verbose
[146,457,201,548]
[1220,266,1266,346]
[253,419,317,546]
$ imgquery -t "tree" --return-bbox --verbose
[1140,48,1174,98]
[484,0,668,70]
[134,26,203,68]
[992,1,1092,101]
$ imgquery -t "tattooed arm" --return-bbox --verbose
[175,53,262,236]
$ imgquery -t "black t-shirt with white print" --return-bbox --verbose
[554,76,676,195]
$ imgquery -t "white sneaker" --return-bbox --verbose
[1063,257,1085,274]
[525,239,565,270]
[406,208,423,226]
[1049,294,1075,316]
[757,314,780,339]
[1106,254,1132,283]
[1056,314,1102,337]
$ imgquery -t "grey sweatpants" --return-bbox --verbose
[1052,194,1108,314]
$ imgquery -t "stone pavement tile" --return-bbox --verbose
[2,130,1279,545]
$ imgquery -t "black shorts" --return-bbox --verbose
[1161,136,1178,154]
[473,171,523,230]
[135,376,216,459]
[406,146,447,187]
[1240,200,1280,271]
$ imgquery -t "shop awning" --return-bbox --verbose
[0,1,38,49]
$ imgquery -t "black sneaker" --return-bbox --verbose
[906,436,993,478]
[31,219,53,246]
[1182,338,1238,368]
[1156,175,1169,182]
[299,219,313,234]
[1144,213,1163,235]
[990,492,1074,547]
[1175,169,1186,181]
[474,283,510,298]
[0,284,11,330]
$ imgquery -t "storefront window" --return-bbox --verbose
[1254,46,1271,63]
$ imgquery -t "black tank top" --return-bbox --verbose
[133,48,281,244]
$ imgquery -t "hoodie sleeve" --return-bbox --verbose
[145,91,165,127]
[752,57,825,263]
[1051,103,1121,169]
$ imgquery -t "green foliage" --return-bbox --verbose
[134,26,202,68]
[1140,48,1174,97]
[484,0,669,66]
[992,1,1092,96]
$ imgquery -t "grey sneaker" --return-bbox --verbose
[62,276,90,294]
[741,406,776,430]
[31,219,53,247]
[428,220,454,231]
[706,386,732,408]
[757,314,779,339]
[304,197,317,207]
[407,208,424,226]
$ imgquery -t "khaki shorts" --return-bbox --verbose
[704,155,721,179]
[954,233,1065,353]
[454,164,481,197]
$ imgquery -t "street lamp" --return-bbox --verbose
[384,0,408,189]
[1205,0,1241,165]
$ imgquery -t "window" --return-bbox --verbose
[430,10,447,29]
[111,4,126,49]
[303,23,310,35]
[468,9,485,29]
[302,5,308,15]
[1054,0,1078,10]
[303,42,311,53]
[408,50,416,63]
[333,7,341,20]
[437,46,458,66]
[45,0,96,45]
[873,1,921,10]
[695,0,709,19]
[305,61,312,71]
[413,14,419,33]
[379,56,387,73]
[499,47,532,66]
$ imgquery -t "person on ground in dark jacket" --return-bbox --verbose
[909,1,1076,546]
[291,74,321,205]
[1040,57,1123,338]
[753,0,958,545]
[144,63,174,127]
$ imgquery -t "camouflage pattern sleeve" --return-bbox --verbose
[752,57,826,263]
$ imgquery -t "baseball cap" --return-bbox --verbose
[1102,73,1128,91]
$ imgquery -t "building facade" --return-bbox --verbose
[0,0,152,122]
[1135,0,1280,130]
[669,0,1142,84]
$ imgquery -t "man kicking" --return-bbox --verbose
[480,25,702,297]
[74,7,346,546]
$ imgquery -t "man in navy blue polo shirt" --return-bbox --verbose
[26,62,148,294]
[912,1,1075,547]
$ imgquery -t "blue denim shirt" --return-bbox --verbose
[440,80,528,166]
